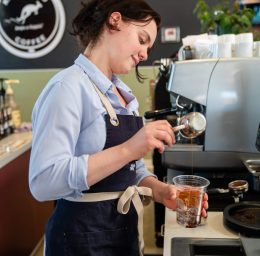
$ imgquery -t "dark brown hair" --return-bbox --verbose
[72,0,161,82]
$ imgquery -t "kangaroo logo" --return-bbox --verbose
[0,0,65,59]
[5,1,43,25]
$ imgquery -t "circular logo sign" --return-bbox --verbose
[0,0,66,59]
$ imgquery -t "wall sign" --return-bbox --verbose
[161,26,180,43]
[0,0,66,59]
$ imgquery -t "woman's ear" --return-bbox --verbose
[108,12,122,29]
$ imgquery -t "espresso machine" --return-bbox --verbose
[156,58,260,211]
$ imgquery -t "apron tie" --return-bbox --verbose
[65,186,153,256]
[117,186,153,256]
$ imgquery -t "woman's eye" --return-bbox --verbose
[139,37,145,44]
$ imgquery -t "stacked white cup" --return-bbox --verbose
[217,34,236,58]
[253,41,260,57]
[193,39,218,59]
[234,33,254,57]
[179,33,259,60]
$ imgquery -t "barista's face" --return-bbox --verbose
[107,12,157,74]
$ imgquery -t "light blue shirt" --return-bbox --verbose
[29,54,154,201]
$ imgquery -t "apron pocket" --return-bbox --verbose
[64,227,139,256]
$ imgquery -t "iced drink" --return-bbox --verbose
[173,175,210,228]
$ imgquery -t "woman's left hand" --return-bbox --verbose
[140,178,209,217]
[156,183,209,218]
[201,193,208,218]
[158,184,178,210]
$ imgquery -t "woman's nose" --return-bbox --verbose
[139,51,148,62]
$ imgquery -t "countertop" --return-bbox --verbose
[0,131,32,169]
[163,209,238,256]
[163,208,260,256]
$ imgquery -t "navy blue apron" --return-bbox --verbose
[45,113,144,256]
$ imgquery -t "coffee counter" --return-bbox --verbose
[0,131,32,169]
[163,209,237,256]
[0,131,54,255]
[163,208,260,256]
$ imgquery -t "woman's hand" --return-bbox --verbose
[140,177,209,218]
[158,185,209,218]
[140,177,178,210]
[123,120,175,160]
[157,184,178,210]
[87,120,174,186]
[201,193,209,218]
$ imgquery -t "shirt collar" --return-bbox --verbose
[74,54,132,95]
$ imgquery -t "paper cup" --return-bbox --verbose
[236,33,253,43]
[218,34,236,44]
[217,43,232,58]
[234,42,253,58]
[253,41,260,57]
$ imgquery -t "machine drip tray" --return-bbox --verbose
[171,237,245,256]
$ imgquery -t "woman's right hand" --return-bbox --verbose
[123,120,175,160]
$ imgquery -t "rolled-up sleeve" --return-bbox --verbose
[29,80,90,201]
[29,55,156,202]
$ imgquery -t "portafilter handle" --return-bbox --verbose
[172,124,186,132]
[144,107,177,119]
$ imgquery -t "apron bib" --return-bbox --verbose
[45,83,150,256]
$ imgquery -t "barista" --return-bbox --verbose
[29,1,208,255]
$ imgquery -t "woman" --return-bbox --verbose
[29,1,208,255]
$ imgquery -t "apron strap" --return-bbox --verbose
[91,81,120,127]
[65,186,153,256]
[117,186,153,256]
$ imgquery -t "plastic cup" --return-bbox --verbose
[172,175,210,228]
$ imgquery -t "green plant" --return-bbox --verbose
[194,0,256,35]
